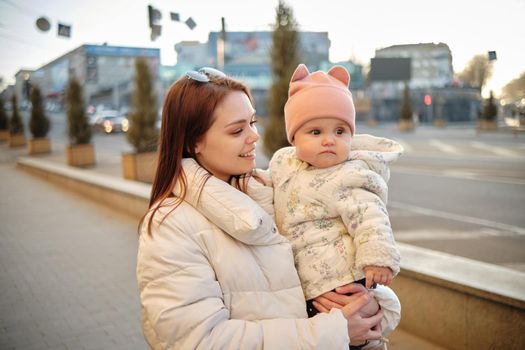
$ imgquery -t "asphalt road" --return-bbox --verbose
[17,111,525,271]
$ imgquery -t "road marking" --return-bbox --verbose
[391,166,525,185]
[440,170,477,179]
[394,228,517,241]
[429,139,459,154]
[389,201,525,236]
[393,138,412,152]
[470,141,520,158]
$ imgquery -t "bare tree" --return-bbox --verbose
[457,54,493,91]
[501,71,525,102]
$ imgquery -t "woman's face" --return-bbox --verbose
[195,90,259,181]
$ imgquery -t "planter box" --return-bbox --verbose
[0,130,9,142]
[477,119,497,131]
[122,151,158,183]
[433,118,446,128]
[366,118,378,127]
[398,119,415,132]
[66,143,95,167]
[28,138,51,155]
[8,133,26,147]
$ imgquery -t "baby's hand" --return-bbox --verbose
[363,266,393,288]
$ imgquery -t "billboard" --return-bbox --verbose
[369,57,411,82]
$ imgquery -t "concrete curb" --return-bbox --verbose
[17,156,150,219]
[397,243,525,308]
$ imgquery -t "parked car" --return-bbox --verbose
[92,110,129,133]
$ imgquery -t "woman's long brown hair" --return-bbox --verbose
[143,73,254,236]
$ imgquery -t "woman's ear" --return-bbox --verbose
[194,139,205,154]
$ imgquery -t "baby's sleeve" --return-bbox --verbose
[247,169,275,218]
[334,168,400,276]
[372,285,401,336]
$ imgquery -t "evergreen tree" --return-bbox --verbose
[9,95,24,135]
[0,98,8,131]
[263,0,301,156]
[482,91,498,121]
[400,84,413,121]
[126,57,159,153]
[66,77,91,145]
[29,85,50,138]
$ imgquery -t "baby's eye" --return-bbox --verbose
[250,118,258,126]
[309,129,321,135]
[232,128,243,134]
[335,128,345,135]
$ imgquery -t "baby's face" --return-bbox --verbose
[293,117,352,168]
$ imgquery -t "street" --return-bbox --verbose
[17,111,525,272]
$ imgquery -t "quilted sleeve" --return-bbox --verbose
[334,169,400,276]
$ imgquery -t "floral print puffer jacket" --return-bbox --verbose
[269,134,403,300]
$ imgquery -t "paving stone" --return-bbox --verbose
[0,164,147,350]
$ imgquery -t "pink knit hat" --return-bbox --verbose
[284,64,355,143]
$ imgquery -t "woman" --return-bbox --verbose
[136,68,383,349]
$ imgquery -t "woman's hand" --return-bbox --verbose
[312,283,369,310]
[312,284,383,345]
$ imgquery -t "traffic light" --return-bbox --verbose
[424,94,432,106]
[24,79,32,99]
[148,5,162,41]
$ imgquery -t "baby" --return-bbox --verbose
[253,64,403,349]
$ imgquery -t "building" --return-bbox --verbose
[175,31,331,116]
[30,44,160,111]
[369,42,481,122]
[375,42,453,89]
[174,41,210,69]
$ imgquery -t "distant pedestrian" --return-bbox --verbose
[254,64,403,349]
[136,67,383,349]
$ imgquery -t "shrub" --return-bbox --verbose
[9,95,24,135]
[66,77,91,145]
[400,84,413,121]
[482,91,498,121]
[126,58,159,153]
[0,98,8,131]
[29,85,50,138]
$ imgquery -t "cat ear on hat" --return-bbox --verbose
[290,64,310,83]
[327,65,350,87]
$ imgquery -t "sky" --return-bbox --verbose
[1,0,524,96]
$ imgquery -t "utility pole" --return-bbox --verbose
[217,17,226,71]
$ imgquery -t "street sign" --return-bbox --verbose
[57,23,71,38]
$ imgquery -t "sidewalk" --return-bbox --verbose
[0,143,447,350]
[0,160,147,350]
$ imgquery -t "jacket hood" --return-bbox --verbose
[349,134,403,182]
[174,158,286,246]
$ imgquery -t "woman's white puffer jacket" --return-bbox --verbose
[137,158,349,349]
